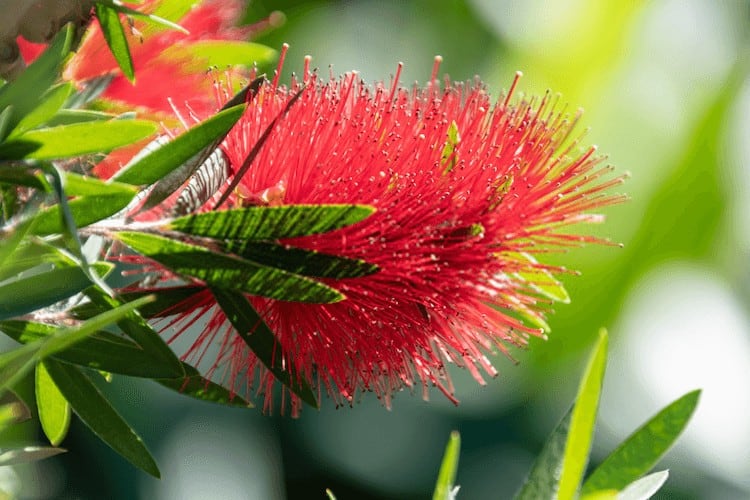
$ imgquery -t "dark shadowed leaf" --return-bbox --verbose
[581,390,700,494]
[42,359,160,477]
[71,285,205,320]
[222,241,379,279]
[95,4,135,82]
[115,232,344,303]
[156,362,253,408]
[432,431,461,500]
[83,287,185,378]
[211,288,318,408]
[0,263,113,321]
[0,320,181,379]
[170,204,375,240]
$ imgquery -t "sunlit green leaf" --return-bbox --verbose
[156,363,253,408]
[0,391,31,428]
[432,431,461,500]
[31,192,135,235]
[0,120,157,160]
[62,172,138,197]
[211,288,318,408]
[169,204,375,241]
[115,232,345,303]
[46,109,115,127]
[36,362,71,446]
[112,105,245,186]
[8,83,73,139]
[95,4,135,82]
[0,25,73,138]
[514,406,572,500]
[558,329,608,500]
[100,0,189,34]
[42,359,160,477]
[582,390,700,494]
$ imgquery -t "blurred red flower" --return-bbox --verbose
[18,0,254,117]
[137,55,625,414]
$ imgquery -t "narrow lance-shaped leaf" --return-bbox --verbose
[0,120,158,160]
[581,390,700,494]
[222,240,379,279]
[211,287,318,408]
[0,24,73,137]
[8,83,73,139]
[36,362,71,446]
[514,406,573,500]
[95,3,135,82]
[31,193,137,235]
[156,362,254,408]
[557,329,609,500]
[0,320,182,379]
[432,431,461,500]
[169,204,375,241]
[83,286,185,378]
[0,446,66,466]
[0,263,114,321]
[112,105,245,186]
[42,359,160,478]
[114,232,345,304]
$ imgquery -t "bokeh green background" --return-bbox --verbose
[16,0,750,498]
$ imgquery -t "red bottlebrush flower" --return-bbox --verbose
[140,54,625,414]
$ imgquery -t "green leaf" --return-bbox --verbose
[115,232,344,303]
[71,285,204,319]
[42,359,160,477]
[325,489,337,500]
[0,24,73,137]
[557,329,608,500]
[31,192,135,235]
[112,105,245,186]
[45,109,115,127]
[101,0,189,34]
[83,287,185,378]
[617,470,670,500]
[0,120,157,160]
[0,446,66,466]
[0,218,36,274]
[581,390,700,494]
[211,288,318,408]
[36,362,71,446]
[0,263,113,321]
[222,241,379,279]
[166,41,276,68]
[62,172,138,197]
[0,320,181,379]
[95,4,135,82]
[432,431,461,500]
[514,406,573,500]
[7,83,73,139]
[170,204,375,241]
[156,363,253,408]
